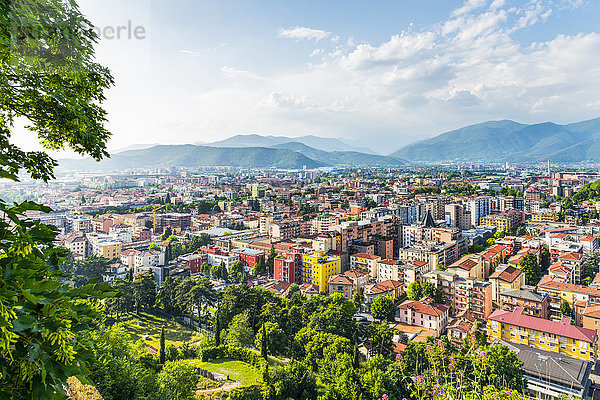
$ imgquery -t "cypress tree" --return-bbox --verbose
[159,325,166,364]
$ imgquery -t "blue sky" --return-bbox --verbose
[17,0,600,155]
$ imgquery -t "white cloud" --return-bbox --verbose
[220,66,259,79]
[278,26,331,41]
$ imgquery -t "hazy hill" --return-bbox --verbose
[270,142,404,166]
[205,134,376,154]
[391,118,600,162]
[58,145,326,170]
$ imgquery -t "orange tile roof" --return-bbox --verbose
[351,253,380,260]
[397,299,450,317]
[489,265,522,283]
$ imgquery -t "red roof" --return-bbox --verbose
[397,298,450,317]
[488,307,596,343]
[351,253,380,260]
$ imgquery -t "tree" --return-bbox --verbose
[262,360,318,400]
[267,245,277,276]
[211,262,227,280]
[256,322,287,356]
[225,312,254,348]
[407,281,423,300]
[422,281,444,303]
[352,291,364,310]
[560,300,573,318]
[188,278,216,323]
[307,293,357,339]
[133,272,156,313]
[369,322,394,357]
[199,262,210,276]
[494,230,505,239]
[157,360,198,400]
[253,257,266,276]
[540,248,551,272]
[159,325,166,365]
[156,276,178,315]
[370,295,396,322]
[0,3,115,394]
[519,253,541,286]
[61,255,112,287]
[161,226,173,240]
[230,260,245,281]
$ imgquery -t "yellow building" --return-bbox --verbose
[531,211,558,224]
[487,307,597,361]
[479,214,511,232]
[93,240,122,260]
[302,251,341,292]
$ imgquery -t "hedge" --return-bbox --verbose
[198,345,266,370]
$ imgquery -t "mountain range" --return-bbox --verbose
[203,134,376,154]
[58,141,404,171]
[391,117,600,163]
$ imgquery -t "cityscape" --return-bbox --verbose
[3,1,600,400]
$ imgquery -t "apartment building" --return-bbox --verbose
[487,307,597,362]
[302,251,342,292]
[328,274,355,299]
[398,243,444,271]
[537,279,600,320]
[480,209,523,232]
[465,197,491,227]
[270,220,307,240]
[350,253,381,279]
[500,288,549,319]
[396,297,450,337]
[532,211,559,224]
[274,249,303,284]
[155,213,192,234]
[489,264,525,305]
[444,203,472,230]
[376,259,403,282]
[447,254,485,281]
[231,248,265,270]
[65,235,90,258]
[93,240,122,259]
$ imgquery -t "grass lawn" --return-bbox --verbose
[188,359,262,387]
[110,312,199,349]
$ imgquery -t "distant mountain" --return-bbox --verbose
[271,142,404,166]
[205,134,376,154]
[390,118,600,163]
[58,145,326,170]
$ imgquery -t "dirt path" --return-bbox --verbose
[196,381,241,395]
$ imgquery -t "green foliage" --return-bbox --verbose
[255,322,287,356]
[307,293,357,339]
[262,360,317,400]
[407,281,423,300]
[157,360,198,400]
[198,345,266,371]
[225,312,255,348]
[292,327,352,371]
[370,295,396,322]
[61,255,112,288]
[229,261,245,281]
[0,201,116,398]
[518,253,541,286]
[133,273,156,313]
[422,281,444,303]
[159,325,166,365]
[369,322,394,357]
[560,300,573,318]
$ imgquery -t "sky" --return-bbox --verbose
[13,0,600,155]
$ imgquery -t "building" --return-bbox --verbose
[398,243,444,271]
[444,204,472,230]
[489,264,525,305]
[65,235,90,259]
[270,220,306,240]
[532,211,559,224]
[500,288,550,319]
[274,249,303,284]
[537,279,600,320]
[376,259,403,282]
[499,341,592,400]
[480,210,523,232]
[231,248,265,270]
[344,269,370,293]
[155,213,192,234]
[447,310,476,347]
[487,307,597,361]
[328,274,355,299]
[302,251,342,292]
[364,280,403,304]
[350,253,381,279]
[447,254,484,280]
[92,240,122,259]
[396,297,450,336]
[465,197,491,226]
